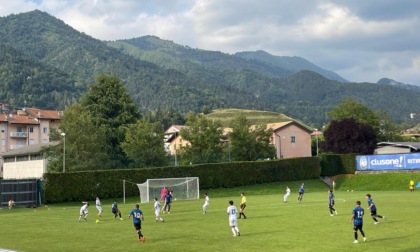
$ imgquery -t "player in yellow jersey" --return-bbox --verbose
[239,192,247,219]
[409,179,414,192]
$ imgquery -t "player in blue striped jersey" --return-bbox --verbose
[366,194,386,224]
[350,201,366,244]
[328,190,338,216]
[129,204,145,242]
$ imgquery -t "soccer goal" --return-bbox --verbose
[136,177,199,203]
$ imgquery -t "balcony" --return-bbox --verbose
[10,132,28,138]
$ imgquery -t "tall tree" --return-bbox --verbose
[121,121,168,168]
[229,114,275,161]
[321,118,377,154]
[375,110,402,142]
[144,108,185,131]
[81,74,141,168]
[179,113,223,164]
[328,99,379,134]
[42,103,110,172]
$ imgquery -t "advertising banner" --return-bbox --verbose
[356,153,420,171]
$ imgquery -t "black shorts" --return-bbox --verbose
[134,223,141,231]
[299,192,304,195]
[353,224,363,231]
[370,210,377,216]
[240,204,246,210]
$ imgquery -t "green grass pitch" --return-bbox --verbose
[0,180,419,252]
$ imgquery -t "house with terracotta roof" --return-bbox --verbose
[0,107,63,177]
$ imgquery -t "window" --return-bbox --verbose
[291,136,296,143]
[0,139,5,146]
[43,139,48,143]
[4,157,15,163]
[1,126,5,133]
[29,139,34,145]
[16,155,29,162]
[29,127,34,133]
[17,126,23,132]
[30,154,43,160]
[43,127,48,134]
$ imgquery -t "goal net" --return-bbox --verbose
[136,177,199,203]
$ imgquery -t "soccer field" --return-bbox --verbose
[0,186,419,252]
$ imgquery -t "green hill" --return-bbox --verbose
[205,108,293,127]
[0,10,419,127]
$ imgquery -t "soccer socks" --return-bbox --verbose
[231,228,237,236]
[354,232,358,240]
[373,217,378,222]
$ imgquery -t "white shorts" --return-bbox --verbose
[229,218,237,227]
[155,210,160,217]
[80,209,88,215]
[96,206,103,212]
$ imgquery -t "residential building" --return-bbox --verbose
[164,125,188,155]
[164,121,313,159]
[0,107,62,177]
[267,121,313,159]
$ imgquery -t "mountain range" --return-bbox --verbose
[0,10,419,127]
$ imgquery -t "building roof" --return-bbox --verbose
[377,142,420,151]
[7,114,39,125]
[0,113,7,122]
[266,121,313,133]
[165,125,187,134]
[0,142,59,158]
[24,107,63,120]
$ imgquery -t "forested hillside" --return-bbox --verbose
[0,10,419,127]
[0,10,267,113]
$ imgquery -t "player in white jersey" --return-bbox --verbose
[96,197,103,217]
[284,186,291,203]
[227,200,240,237]
[202,193,210,214]
[153,198,164,222]
[79,201,89,221]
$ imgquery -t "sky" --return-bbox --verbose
[1,0,420,85]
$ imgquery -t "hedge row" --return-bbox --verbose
[43,157,320,203]
[319,153,356,176]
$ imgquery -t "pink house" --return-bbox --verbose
[267,121,313,159]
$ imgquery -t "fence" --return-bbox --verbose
[0,179,43,208]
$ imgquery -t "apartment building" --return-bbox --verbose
[0,107,62,176]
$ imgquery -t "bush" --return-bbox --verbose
[319,154,356,176]
[44,157,320,203]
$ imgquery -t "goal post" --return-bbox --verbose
[136,177,199,203]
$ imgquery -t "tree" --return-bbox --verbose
[328,99,379,134]
[179,113,223,164]
[42,103,110,172]
[121,121,168,168]
[80,74,141,168]
[321,118,377,154]
[229,114,275,161]
[375,110,402,142]
[144,108,185,131]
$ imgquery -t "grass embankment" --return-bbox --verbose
[205,108,293,127]
[333,172,420,191]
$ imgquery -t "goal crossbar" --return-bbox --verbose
[136,177,199,203]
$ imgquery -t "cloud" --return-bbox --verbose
[1,0,420,85]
